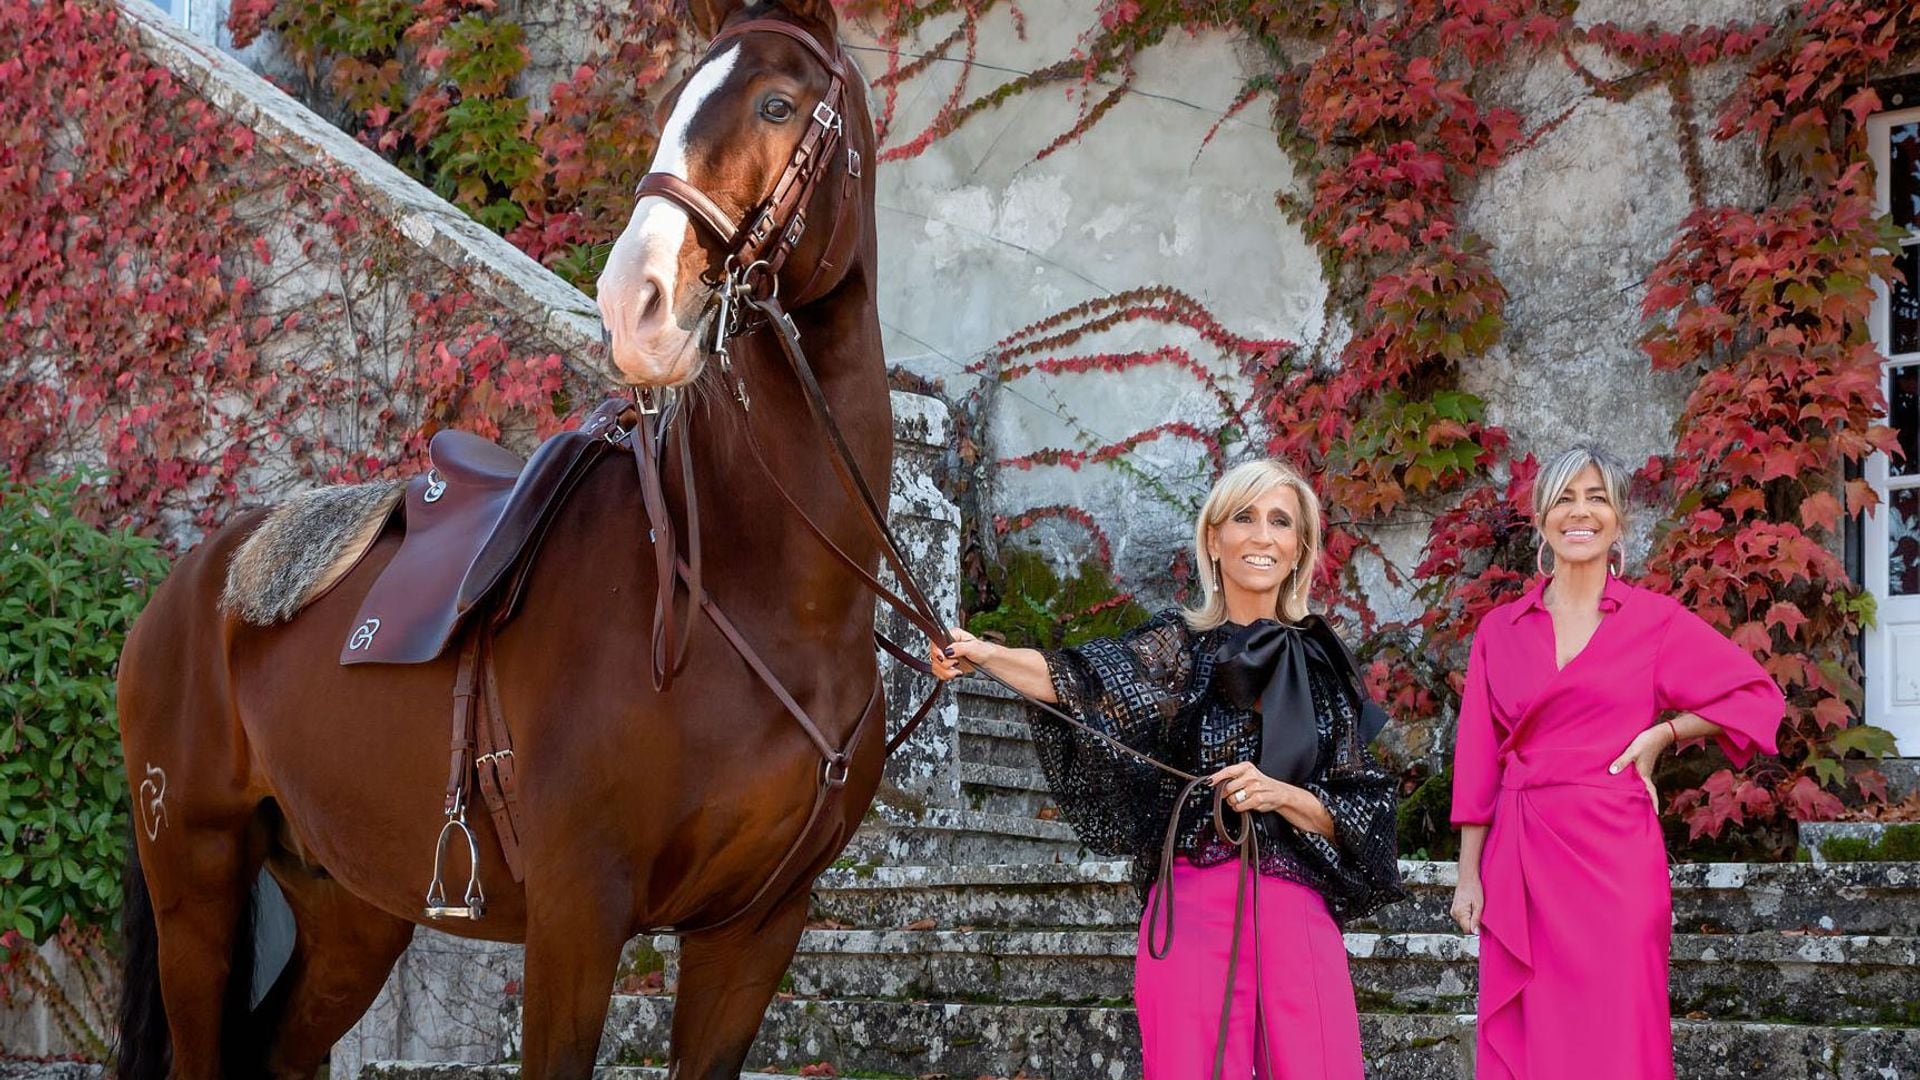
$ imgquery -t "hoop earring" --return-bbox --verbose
[1536,540,1554,577]
[1608,540,1625,578]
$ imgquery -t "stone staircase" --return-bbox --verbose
[362,676,1920,1078]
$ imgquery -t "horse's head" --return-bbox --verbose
[596,0,870,388]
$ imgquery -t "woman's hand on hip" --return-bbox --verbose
[1450,876,1484,935]
[1608,724,1673,808]
[930,626,994,681]
[1208,761,1299,814]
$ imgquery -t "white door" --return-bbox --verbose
[1863,108,1920,754]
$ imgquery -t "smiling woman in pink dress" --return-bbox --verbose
[1448,445,1785,1079]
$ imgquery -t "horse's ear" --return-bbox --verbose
[771,0,839,35]
[687,0,746,38]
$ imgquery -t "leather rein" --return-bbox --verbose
[619,21,1269,1072]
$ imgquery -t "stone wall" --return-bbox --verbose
[861,0,1796,618]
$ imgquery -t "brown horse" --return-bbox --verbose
[114,1,891,1075]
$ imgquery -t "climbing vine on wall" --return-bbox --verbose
[227,0,687,287]
[856,0,1920,850]
[1637,0,1914,840]
[0,0,583,538]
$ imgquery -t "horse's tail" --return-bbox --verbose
[114,837,168,1080]
[114,835,266,1079]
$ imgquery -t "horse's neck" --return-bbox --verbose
[691,280,889,560]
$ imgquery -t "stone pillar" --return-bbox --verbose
[875,391,963,813]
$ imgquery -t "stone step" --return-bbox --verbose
[647,928,1920,1026]
[956,759,1056,816]
[1800,820,1920,864]
[810,860,1920,937]
[566,997,1919,1080]
[955,711,1042,770]
[360,1060,802,1068]
[952,675,1031,727]
[810,860,1136,931]
[840,807,1087,866]
[957,760,1049,792]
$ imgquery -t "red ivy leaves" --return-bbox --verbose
[1636,0,1918,840]
[3,0,578,544]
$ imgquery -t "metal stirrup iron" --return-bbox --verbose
[424,799,487,920]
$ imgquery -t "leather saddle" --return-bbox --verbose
[340,398,633,665]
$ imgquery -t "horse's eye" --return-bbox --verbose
[760,96,795,122]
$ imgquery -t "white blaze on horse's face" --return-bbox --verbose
[597,47,742,388]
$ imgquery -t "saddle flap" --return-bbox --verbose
[341,399,633,665]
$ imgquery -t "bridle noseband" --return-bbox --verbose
[632,17,861,319]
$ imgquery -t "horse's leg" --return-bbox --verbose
[518,879,631,1078]
[259,858,417,1079]
[117,527,271,1078]
[140,805,264,1078]
[667,888,811,1080]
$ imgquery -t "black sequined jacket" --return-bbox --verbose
[1032,608,1406,924]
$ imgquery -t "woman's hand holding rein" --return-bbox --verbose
[929,626,1059,704]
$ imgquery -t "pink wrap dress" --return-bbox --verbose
[1451,575,1784,1079]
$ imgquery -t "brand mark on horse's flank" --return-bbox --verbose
[139,763,169,841]
[348,618,382,651]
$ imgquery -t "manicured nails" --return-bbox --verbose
[943,647,956,658]
[1608,763,1621,774]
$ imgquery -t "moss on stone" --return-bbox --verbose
[1811,823,1920,863]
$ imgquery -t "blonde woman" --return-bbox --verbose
[931,459,1404,1078]
[1449,445,1785,1078]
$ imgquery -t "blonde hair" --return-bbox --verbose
[1532,444,1632,533]
[1184,459,1323,631]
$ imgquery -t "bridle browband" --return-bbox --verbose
[632,17,861,309]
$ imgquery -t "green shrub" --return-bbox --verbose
[1395,767,1459,861]
[0,475,170,943]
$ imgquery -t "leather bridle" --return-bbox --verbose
[632,17,862,312]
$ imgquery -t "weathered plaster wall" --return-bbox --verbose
[856,5,1323,591]
[858,0,1797,618]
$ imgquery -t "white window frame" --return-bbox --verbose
[1862,105,1920,755]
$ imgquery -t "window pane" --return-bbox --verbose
[1893,488,1920,595]
[1892,365,1920,476]
[1894,122,1920,234]
[1894,244,1920,357]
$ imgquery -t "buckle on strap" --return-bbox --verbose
[823,754,850,788]
[812,100,842,133]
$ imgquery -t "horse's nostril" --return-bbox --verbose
[638,276,669,326]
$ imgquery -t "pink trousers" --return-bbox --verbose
[1135,859,1364,1080]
